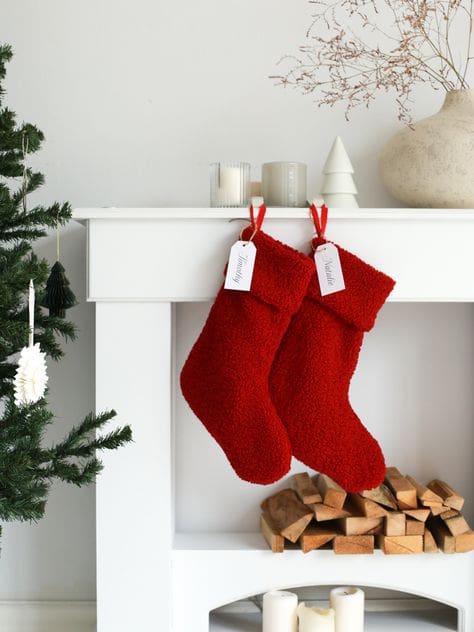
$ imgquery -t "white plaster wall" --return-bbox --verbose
[0,0,469,601]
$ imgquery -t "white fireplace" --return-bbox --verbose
[73,207,474,632]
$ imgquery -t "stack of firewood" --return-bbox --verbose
[260,468,474,555]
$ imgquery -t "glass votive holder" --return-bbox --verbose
[210,162,251,207]
[262,162,307,207]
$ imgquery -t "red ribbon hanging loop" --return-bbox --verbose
[243,203,266,242]
[309,203,328,248]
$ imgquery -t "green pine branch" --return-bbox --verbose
[0,44,132,538]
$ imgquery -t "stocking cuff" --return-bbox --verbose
[307,242,395,331]
[236,229,314,313]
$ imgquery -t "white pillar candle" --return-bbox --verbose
[217,166,242,206]
[262,590,298,632]
[329,586,364,632]
[297,602,335,632]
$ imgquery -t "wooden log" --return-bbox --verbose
[429,504,451,516]
[333,535,374,554]
[379,535,423,554]
[406,519,425,536]
[338,516,383,536]
[423,528,438,553]
[403,508,430,523]
[428,518,456,553]
[360,484,398,510]
[441,512,471,537]
[349,493,388,518]
[311,503,350,522]
[365,523,384,536]
[455,530,474,553]
[260,513,284,553]
[261,489,313,543]
[439,508,459,519]
[292,472,322,505]
[406,475,443,504]
[384,512,406,536]
[385,467,417,509]
[317,474,347,509]
[421,500,443,508]
[427,479,465,511]
[298,526,337,553]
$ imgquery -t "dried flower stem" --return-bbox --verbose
[272,0,474,123]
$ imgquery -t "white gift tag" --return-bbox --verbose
[224,240,257,291]
[314,242,345,296]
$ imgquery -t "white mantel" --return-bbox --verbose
[73,208,474,632]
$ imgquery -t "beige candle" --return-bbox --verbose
[297,602,335,632]
[329,586,364,632]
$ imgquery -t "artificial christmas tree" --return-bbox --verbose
[321,137,359,208]
[0,44,131,541]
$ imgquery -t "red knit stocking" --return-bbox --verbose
[180,225,314,485]
[270,238,395,492]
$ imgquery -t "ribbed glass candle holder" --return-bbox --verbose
[210,162,251,207]
[262,162,307,207]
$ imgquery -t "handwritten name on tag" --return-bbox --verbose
[314,242,345,296]
[224,241,257,291]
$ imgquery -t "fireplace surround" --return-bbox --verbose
[73,207,474,632]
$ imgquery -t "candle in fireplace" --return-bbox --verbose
[329,586,364,632]
[262,590,297,632]
[297,602,335,632]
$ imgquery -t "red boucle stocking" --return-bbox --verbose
[270,241,395,492]
[180,229,314,485]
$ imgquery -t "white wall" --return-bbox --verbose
[0,0,459,601]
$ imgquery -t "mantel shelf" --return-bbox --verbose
[73,207,474,221]
[77,206,474,302]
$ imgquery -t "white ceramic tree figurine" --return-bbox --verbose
[321,136,358,208]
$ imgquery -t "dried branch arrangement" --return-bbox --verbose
[272,0,474,124]
[261,469,474,554]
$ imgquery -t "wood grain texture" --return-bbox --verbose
[379,535,423,554]
[311,503,350,522]
[406,519,425,536]
[298,526,337,553]
[423,528,438,553]
[261,489,313,543]
[385,467,417,509]
[333,535,374,554]
[292,473,322,505]
[349,494,388,518]
[337,516,383,536]
[455,530,474,553]
[427,479,465,511]
[406,475,443,504]
[317,474,347,509]
[360,484,398,510]
[403,508,430,523]
[384,512,406,536]
[428,518,456,553]
[260,513,284,553]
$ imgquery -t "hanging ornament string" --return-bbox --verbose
[28,279,35,347]
[56,210,60,261]
[309,203,328,249]
[21,133,29,214]
[14,280,48,406]
[241,203,267,242]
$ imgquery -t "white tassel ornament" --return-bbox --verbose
[14,280,48,406]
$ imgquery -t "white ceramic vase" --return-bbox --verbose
[380,89,474,208]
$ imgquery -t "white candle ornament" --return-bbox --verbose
[329,586,364,632]
[297,602,335,632]
[14,280,48,405]
[262,590,298,632]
